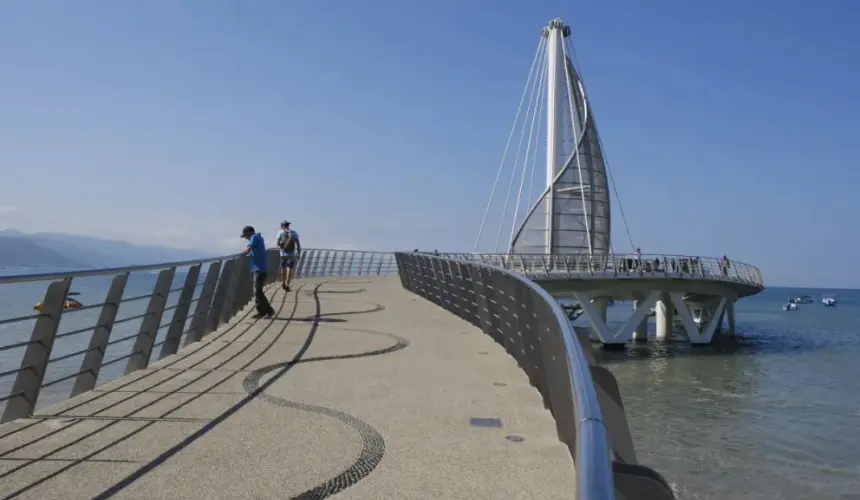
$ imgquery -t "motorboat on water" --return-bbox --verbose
[782,302,798,311]
[789,295,814,304]
[822,295,837,307]
[34,292,83,312]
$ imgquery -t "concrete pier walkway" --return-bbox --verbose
[0,276,575,500]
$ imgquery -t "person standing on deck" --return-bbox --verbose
[276,221,301,292]
[241,225,275,319]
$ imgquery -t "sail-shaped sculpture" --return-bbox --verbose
[510,19,610,256]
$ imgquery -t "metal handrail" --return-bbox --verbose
[0,253,240,285]
[394,252,617,499]
[436,252,765,288]
[0,248,398,423]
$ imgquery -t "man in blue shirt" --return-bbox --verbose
[276,220,301,292]
[241,225,275,319]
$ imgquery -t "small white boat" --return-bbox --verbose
[822,296,837,307]
[782,303,798,311]
[790,295,813,304]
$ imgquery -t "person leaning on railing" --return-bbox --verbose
[241,225,276,319]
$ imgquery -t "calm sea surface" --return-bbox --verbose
[1,269,858,498]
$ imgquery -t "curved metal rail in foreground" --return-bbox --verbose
[395,252,676,500]
[0,248,397,423]
[439,252,764,288]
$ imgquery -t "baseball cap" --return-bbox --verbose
[240,225,255,237]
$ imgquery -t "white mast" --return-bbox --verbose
[543,19,570,255]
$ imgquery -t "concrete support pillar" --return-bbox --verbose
[655,292,673,340]
[632,300,648,342]
[726,299,736,336]
[590,298,608,338]
[707,298,723,334]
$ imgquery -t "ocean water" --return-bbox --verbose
[0,265,214,411]
[591,287,860,499]
[0,272,858,498]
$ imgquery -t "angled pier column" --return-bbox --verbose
[631,299,648,343]
[726,299,736,336]
[590,297,608,338]
[655,292,673,340]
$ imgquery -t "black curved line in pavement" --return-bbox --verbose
[293,303,386,321]
[88,286,406,499]
[242,330,409,500]
[305,289,367,295]
[85,283,325,500]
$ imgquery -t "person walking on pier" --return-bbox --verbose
[241,225,275,319]
[276,221,300,292]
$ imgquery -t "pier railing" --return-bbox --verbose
[396,252,676,500]
[0,248,396,423]
[438,252,764,288]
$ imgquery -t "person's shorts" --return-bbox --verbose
[280,254,297,269]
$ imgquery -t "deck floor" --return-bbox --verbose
[0,276,574,500]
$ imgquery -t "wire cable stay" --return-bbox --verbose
[472,38,546,253]
[492,37,547,253]
[475,23,636,256]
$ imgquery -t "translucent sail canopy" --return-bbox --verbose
[511,52,611,256]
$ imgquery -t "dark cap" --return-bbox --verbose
[281,220,291,227]
[240,225,255,237]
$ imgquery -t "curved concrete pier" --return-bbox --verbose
[0,277,575,499]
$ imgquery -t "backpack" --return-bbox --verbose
[279,230,298,252]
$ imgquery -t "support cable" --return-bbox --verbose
[565,37,636,253]
[509,53,547,251]
[473,38,546,252]
[493,38,547,252]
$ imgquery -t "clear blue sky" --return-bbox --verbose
[1,0,858,287]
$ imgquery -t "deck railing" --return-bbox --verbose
[395,252,677,500]
[0,248,396,423]
[439,252,764,288]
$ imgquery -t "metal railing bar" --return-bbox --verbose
[48,345,99,364]
[0,253,241,285]
[41,369,88,389]
[0,392,25,404]
[0,313,41,326]
[55,324,98,340]
[99,352,135,368]
[0,366,32,379]
[0,339,37,353]
[119,293,156,304]
[111,312,150,327]
[104,332,141,347]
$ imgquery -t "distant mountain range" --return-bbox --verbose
[0,229,212,269]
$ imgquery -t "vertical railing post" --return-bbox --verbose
[158,264,202,360]
[300,251,311,278]
[365,254,375,275]
[376,256,385,275]
[220,257,247,323]
[70,273,128,397]
[314,250,331,276]
[310,250,322,276]
[266,249,280,284]
[235,258,254,314]
[357,252,366,276]
[125,267,175,374]
[186,260,221,344]
[338,251,347,276]
[205,258,236,335]
[1,278,72,423]
[346,251,356,276]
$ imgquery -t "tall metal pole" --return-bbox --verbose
[544,19,569,255]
